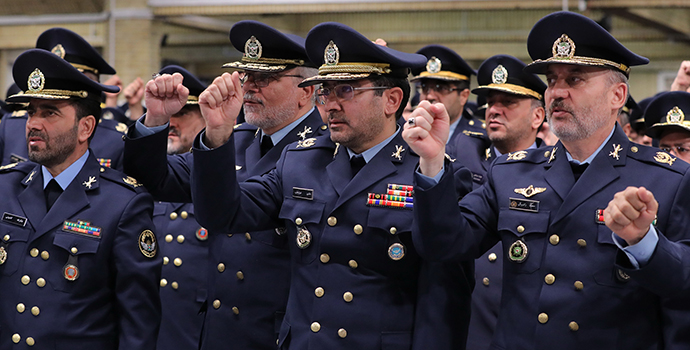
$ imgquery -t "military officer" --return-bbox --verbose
[190,22,473,350]
[410,44,484,146]
[146,65,210,350]
[0,48,160,350]
[644,91,690,163]
[621,96,654,147]
[123,21,324,349]
[0,27,127,170]
[404,11,690,349]
[449,54,546,350]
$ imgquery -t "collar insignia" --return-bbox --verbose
[26,170,36,184]
[392,145,405,160]
[507,150,528,161]
[297,126,313,140]
[244,36,262,60]
[514,185,547,198]
[426,56,442,74]
[666,106,685,123]
[548,147,558,163]
[492,64,508,84]
[28,69,45,93]
[654,151,676,166]
[609,144,622,160]
[51,44,65,59]
[552,34,576,59]
[324,40,340,66]
[485,148,492,161]
[82,176,97,189]
[334,143,340,158]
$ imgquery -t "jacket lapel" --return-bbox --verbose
[326,143,350,197]
[17,165,45,231]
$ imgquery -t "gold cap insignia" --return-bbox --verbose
[27,69,45,93]
[666,106,685,123]
[426,57,442,74]
[139,229,157,258]
[51,44,65,59]
[514,185,546,198]
[508,239,528,263]
[507,150,528,161]
[552,34,576,59]
[492,64,508,84]
[244,36,263,60]
[324,40,340,66]
[654,151,676,166]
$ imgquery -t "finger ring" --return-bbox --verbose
[151,73,161,80]
[407,117,416,126]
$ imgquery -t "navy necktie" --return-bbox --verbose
[350,154,366,178]
[260,135,273,157]
[570,162,589,182]
[45,179,63,210]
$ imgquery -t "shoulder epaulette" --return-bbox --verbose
[494,147,550,165]
[99,167,148,193]
[627,143,689,174]
[462,130,486,139]
[233,123,258,132]
[0,161,33,174]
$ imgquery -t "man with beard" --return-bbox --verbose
[404,11,690,349]
[123,20,324,349]
[145,65,211,350]
[0,28,128,170]
[0,49,160,350]
[448,54,546,350]
[189,22,473,350]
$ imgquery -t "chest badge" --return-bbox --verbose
[514,185,546,198]
[388,242,405,261]
[296,225,312,249]
[508,240,528,263]
[196,227,208,241]
[0,246,7,265]
[63,264,79,281]
[139,229,157,258]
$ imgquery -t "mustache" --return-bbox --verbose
[243,93,263,105]
[27,130,48,140]
[548,99,574,115]
[168,127,180,137]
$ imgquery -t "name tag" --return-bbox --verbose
[2,212,27,227]
[509,198,539,213]
[292,187,314,200]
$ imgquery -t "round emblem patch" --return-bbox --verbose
[508,239,528,263]
[139,229,157,258]
[324,40,340,66]
[296,226,312,249]
[491,64,508,84]
[244,35,262,60]
[388,242,405,261]
[64,264,79,281]
[196,227,208,241]
[426,57,442,74]
[0,246,6,265]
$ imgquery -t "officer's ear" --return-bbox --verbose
[78,115,96,143]
[531,105,546,131]
[297,85,316,109]
[609,74,628,112]
[383,87,403,118]
[458,88,470,106]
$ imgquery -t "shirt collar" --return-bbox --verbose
[446,117,462,145]
[261,107,315,145]
[347,126,401,163]
[493,141,538,158]
[42,150,90,190]
[566,126,616,165]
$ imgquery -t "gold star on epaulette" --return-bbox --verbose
[123,176,143,188]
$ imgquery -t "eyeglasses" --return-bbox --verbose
[660,145,690,156]
[316,84,390,104]
[239,71,303,88]
[416,82,461,95]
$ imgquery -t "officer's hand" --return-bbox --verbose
[124,77,145,120]
[103,75,123,108]
[670,61,690,93]
[199,72,243,148]
[144,73,188,127]
[605,186,659,246]
[402,100,449,177]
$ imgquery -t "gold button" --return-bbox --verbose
[488,253,497,262]
[217,263,226,272]
[544,151,551,158]
[170,212,178,220]
[21,275,30,285]
[213,300,221,309]
[469,120,475,126]
[311,322,321,332]
[17,303,25,313]
[353,224,363,235]
[574,281,584,290]
[100,167,105,172]
[12,334,20,343]
[483,277,490,286]
[549,234,560,245]
[174,258,182,267]
[517,225,525,233]
[26,337,35,346]
[41,251,49,260]
[165,235,173,243]
[31,306,39,316]
[327,216,337,226]
[171,281,179,289]
[343,292,353,302]
[577,239,587,247]
[631,146,638,153]
[538,313,549,324]
[227,234,233,237]
[338,328,347,338]
[545,274,555,285]
[315,287,325,297]
[295,217,303,225]
[36,278,45,288]
[348,260,358,269]
[3,234,9,242]
[160,279,168,287]
[30,248,39,257]
[320,253,330,263]
[163,257,169,265]
[245,232,252,241]
[321,125,328,130]
[389,227,397,235]
[232,306,239,315]
[181,211,188,219]
[70,247,78,254]
[177,235,185,243]
[569,321,579,331]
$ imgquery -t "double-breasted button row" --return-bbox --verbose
[28,248,49,260]
[169,211,189,220]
